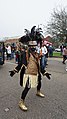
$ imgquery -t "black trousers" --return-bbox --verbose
[21,73,42,100]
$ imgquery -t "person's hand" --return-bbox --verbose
[9,70,16,77]
[44,72,51,80]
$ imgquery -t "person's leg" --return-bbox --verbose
[65,59,67,71]
[21,85,30,100]
[7,53,8,60]
[36,73,44,98]
[44,55,47,70]
[40,56,46,74]
[37,73,41,91]
[62,55,65,64]
[20,66,25,86]
[19,78,30,111]
[10,54,12,60]
[40,56,45,74]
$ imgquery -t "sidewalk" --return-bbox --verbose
[48,57,62,61]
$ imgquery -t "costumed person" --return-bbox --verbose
[9,26,51,111]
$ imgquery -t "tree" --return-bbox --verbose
[46,7,67,44]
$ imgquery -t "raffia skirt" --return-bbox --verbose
[23,74,38,88]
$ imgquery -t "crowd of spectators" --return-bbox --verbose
[4,42,67,72]
[4,42,54,63]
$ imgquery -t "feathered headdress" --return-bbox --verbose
[19,26,44,45]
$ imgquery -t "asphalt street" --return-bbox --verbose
[0,57,67,119]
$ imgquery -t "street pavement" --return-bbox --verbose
[0,57,67,119]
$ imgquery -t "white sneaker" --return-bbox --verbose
[66,69,67,72]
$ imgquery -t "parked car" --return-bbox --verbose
[0,41,5,65]
[55,48,61,52]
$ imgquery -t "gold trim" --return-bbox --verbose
[21,64,27,69]
[14,68,18,73]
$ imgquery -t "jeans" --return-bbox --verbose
[40,55,47,73]
[65,58,67,70]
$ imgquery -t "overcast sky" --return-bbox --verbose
[0,0,67,39]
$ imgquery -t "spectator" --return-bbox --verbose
[15,47,20,64]
[6,44,12,60]
[62,45,67,64]
[40,43,48,74]
[48,45,54,57]
[60,44,63,55]
[64,46,67,71]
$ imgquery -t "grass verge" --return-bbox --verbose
[53,51,62,57]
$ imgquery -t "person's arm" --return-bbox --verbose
[9,51,27,77]
[43,70,51,80]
